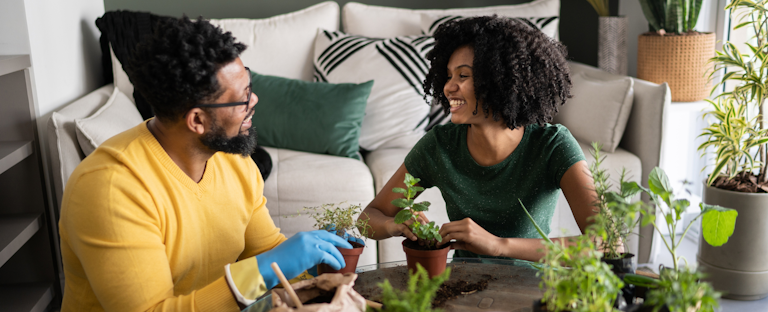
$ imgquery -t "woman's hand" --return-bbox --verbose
[438,218,503,257]
[385,211,429,241]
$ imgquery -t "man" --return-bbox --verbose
[58,16,349,311]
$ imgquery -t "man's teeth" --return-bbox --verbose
[449,100,465,107]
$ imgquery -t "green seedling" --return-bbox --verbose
[369,264,450,312]
[393,173,442,248]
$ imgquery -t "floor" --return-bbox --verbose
[651,234,768,312]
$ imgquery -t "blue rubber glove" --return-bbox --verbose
[256,230,352,289]
[323,224,365,246]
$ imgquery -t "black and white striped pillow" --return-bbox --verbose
[314,30,436,150]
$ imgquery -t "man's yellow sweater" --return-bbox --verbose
[59,122,285,311]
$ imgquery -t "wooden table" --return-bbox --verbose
[243,258,543,312]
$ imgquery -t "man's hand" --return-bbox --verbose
[256,230,352,288]
[438,218,503,257]
[385,211,430,241]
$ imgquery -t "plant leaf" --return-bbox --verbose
[394,210,413,224]
[700,203,738,246]
[391,198,410,208]
[518,199,552,243]
[392,187,407,194]
[412,203,429,212]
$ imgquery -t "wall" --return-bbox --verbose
[103,0,610,67]
[0,0,31,54]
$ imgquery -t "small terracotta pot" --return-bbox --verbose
[402,240,450,278]
[317,246,364,274]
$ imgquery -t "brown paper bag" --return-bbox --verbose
[270,273,367,312]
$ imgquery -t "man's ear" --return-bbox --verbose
[186,108,209,135]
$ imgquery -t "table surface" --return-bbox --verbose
[243,258,543,312]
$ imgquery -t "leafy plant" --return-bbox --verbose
[520,200,624,312]
[586,0,609,17]
[588,142,645,260]
[297,202,372,243]
[704,0,768,188]
[639,167,738,272]
[644,268,721,312]
[638,0,704,34]
[393,173,442,248]
[369,264,451,312]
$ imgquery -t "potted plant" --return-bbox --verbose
[588,142,644,274]
[298,202,372,274]
[698,0,768,300]
[392,173,449,278]
[631,167,734,311]
[637,0,715,101]
[586,0,628,75]
[368,264,451,312]
[521,201,626,311]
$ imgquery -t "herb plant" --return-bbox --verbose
[639,167,738,272]
[369,264,450,312]
[298,202,372,244]
[520,200,624,312]
[644,269,721,312]
[393,173,442,248]
[588,142,644,260]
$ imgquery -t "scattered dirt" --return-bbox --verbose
[710,173,768,193]
[432,274,493,308]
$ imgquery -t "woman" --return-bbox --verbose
[359,16,598,262]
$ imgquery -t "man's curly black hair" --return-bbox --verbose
[126,16,246,122]
[423,15,571,129]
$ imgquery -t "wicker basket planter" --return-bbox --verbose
[637,32,716,102]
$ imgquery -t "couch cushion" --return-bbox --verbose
[420,14,559,39]
[262,146,376,266]
[249,72,372,159]
[313,29,432,151]
[74,87,144,156]
[110,1,341,100]
[342,0,560,38]
[48,84,116,209]
[554,71,634,153]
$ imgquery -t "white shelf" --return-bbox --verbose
[0,283,53,312]
[0,214,41,267]
[0,55,31,77]
[0,141,34,176]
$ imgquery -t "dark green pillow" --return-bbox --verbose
[250,72,372,159]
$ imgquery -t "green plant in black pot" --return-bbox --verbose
[588,142,644,270]
[521,200,624,312]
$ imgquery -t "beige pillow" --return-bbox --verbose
[554,72,634,153]
[75,87,144,156]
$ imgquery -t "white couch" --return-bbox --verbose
[47,0,670,268]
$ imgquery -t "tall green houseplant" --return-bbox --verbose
[638,0,704,34]
[697,0,768,300]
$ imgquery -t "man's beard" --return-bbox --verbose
[199,118,258,157]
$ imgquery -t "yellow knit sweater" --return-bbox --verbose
[59,122,285,311]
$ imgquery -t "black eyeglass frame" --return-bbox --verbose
[193,67,252,109]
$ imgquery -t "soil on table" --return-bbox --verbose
[403,239,448,251]
[432,274,493,308]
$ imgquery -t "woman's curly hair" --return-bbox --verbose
[423,15,571,129]
[126,16,246,122]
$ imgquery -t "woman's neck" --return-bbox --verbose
[466,123,525,167]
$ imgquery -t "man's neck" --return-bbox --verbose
[147,118,214,183]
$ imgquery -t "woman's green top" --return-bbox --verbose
[404,123,585,258]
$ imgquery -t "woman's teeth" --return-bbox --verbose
[449,100,465,107]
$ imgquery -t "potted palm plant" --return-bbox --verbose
[698,0,768,300]
[637,0,715,101]
[393,173,449,278]
[298,202,372,274]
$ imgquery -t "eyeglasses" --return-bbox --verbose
[194,67,252,110]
